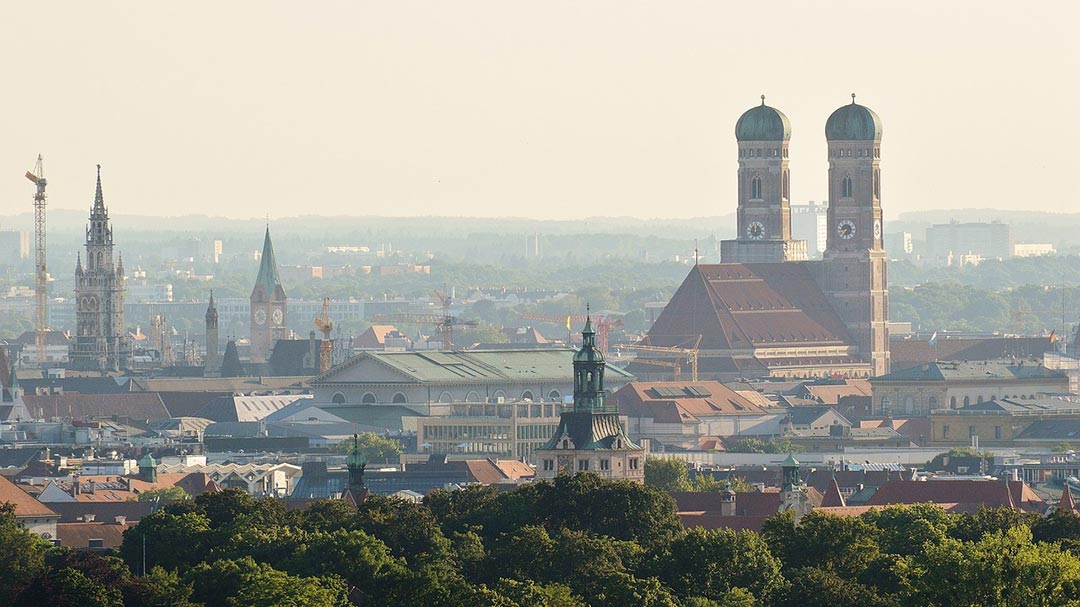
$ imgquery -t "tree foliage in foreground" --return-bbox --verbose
[3,480,1080,606]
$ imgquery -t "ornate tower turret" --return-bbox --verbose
[535,309,645,482]
[721,96,807,263]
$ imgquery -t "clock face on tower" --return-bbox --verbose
[838,220,856,240]
[747,221,766,240]
[254,308,267,326]
[272,309,284,326]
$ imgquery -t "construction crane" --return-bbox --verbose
[24,155,48,366]
[373,288,479,351]
[618,336,702,381]
[518,312,624,354]
[629,357,686,380]
[1011,304,1080,336]
[314,297,334,373]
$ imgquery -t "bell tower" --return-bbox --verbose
[250,227,287,363]
[821,95,889,375]
[721,96,807,263]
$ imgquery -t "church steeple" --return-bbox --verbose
[253,226,285,300]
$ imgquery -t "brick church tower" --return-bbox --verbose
[249,227,287,363]
[819,95,890,375]
[721,96,807,263]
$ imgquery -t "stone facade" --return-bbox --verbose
[71,167,127,372]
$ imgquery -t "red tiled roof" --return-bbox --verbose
[494,460,535,480]
[462,459,509,485]
[802,380,872,405]
[865,479,1045,512]
[1060,484,1077,511]
[614,381,766,422]
[679,513,771,532]
[647,264,854,350]
[0,474,57,518]
[821,478,846,508]
[57,521,133,550]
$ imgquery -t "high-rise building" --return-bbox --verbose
[925,221,1013,264]
[790,201,829,258]
[71,166,127,372]
[249,228,287,363]
[534,315,645,482]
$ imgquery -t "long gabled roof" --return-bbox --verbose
[315,349,633,385]
[646,264,853,350]
[0,474,57,518]
[872,360,1068,383]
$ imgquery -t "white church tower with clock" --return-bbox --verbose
[250,227,288,363]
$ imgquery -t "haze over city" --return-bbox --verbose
[2,1,1077,220]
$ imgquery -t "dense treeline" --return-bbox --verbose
[4,476,1080,606]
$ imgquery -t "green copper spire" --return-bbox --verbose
[252,227,285,299]
[573,306,609,412]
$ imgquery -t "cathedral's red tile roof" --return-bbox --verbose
[647,264,854,350]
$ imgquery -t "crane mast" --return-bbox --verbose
[24,155,48,366]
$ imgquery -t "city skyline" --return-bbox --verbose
[1,2,1076,221]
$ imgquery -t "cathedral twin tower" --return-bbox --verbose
[719,95,889,376]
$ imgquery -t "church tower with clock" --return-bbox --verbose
[820,95,890,375]
[71,166,127,372]
[249,227,288,363]
[720,96,807,263]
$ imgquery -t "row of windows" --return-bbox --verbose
[541,458,640,471]
[837,170,881,199]
[831,148,880,158]
[423,425,512,440]
[746,172,791,200]
[332,389,563,406]
[740,148,788,158]
[883,393,1041,414]
[942,425,1004,440]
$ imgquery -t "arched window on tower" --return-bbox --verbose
[842,176,853,198]
[782,171,789,200]
[751,176,762,200]
[873,169,881,198]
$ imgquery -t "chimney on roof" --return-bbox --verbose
[719,484,736,516]
[73,478,80,496]
[113,515,126,525]
[86,480,96,494]
[83,514,95,522]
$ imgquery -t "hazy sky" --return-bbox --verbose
[0,2,1076,221]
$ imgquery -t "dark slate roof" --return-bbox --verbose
[786,406,848,426]
[18,376,132,395]
[646,264,854,351]
[735,101,791,142]
[268,339,320,376]
[872,360,1068,383]
[0,448,45,470]
[156,392,231,418]
[540,411,640,451]
[48,500,153,524]
[959,397,1080,414]
[23,393,170,421]
[14,330,72,346]
[1015,419,1080,441]
[889,336,1053,371]
[825,99,882,141]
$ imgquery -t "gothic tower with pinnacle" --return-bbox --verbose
[250,227,287,363]
[820,95,890,375]
[721,96,807,263]
[71,166,127,372]
[535,311,644,482]
[204,291,220,377]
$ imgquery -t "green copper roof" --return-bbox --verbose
[253,227,285,298]
[540,411,641,451]
[782,453,800,467]
[735,98,791,142]
[138,453,155,467]
[825,97,882,141]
